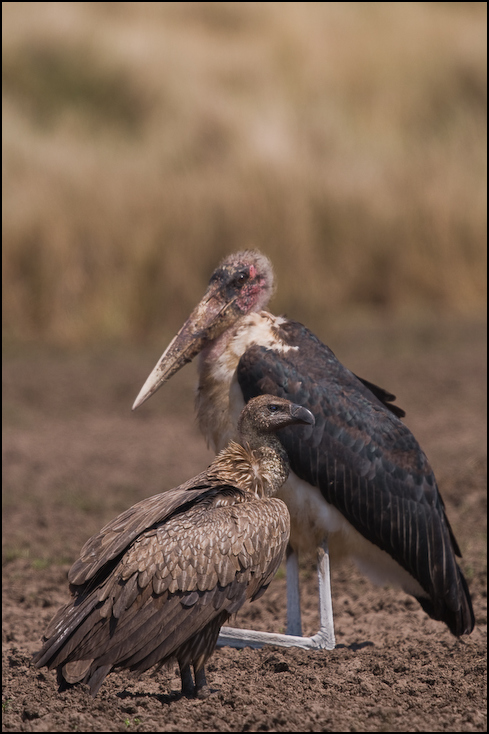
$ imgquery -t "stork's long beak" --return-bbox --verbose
[132,283,238,410]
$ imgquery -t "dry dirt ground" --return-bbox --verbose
[2,319,487,732]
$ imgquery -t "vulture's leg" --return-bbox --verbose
[285,545,302,636]
[179,662,195,697]
[194,666,210,699]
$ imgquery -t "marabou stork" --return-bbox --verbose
[33,395,314,698]
[133,250,474,649]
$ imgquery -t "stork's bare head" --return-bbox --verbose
[132,251,274,410]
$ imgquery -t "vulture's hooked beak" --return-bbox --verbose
[290,404,315,426]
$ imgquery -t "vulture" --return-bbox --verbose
[132,250,474,650]
[33,395,314,698]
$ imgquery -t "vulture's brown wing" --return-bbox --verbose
[33,493,289,691]
[68,471,220,586]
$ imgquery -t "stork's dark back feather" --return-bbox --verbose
[353,375,405,418]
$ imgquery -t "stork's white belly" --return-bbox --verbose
[279,471,426,599]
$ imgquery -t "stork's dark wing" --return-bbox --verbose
[353,374,405,418]
[237,332,474,636]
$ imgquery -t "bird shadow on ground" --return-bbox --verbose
[336,641,375,651]
[117,688,184,705]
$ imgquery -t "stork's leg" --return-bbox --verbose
[217,536,336,650]
[285,545,302,636]
[317,537,336,649]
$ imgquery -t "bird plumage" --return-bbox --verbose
[33,395,314,697]
[237,333,472,634]
[132,250,474,639]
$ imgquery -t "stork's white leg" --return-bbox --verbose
[285,546,302,636]
[217,538,336,650]
[317,537,336,649]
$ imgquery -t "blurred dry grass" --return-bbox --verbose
[2,2,487,346]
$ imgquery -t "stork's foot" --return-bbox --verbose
[217,626,335,650]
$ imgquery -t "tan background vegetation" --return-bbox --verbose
[2,1,487,346]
